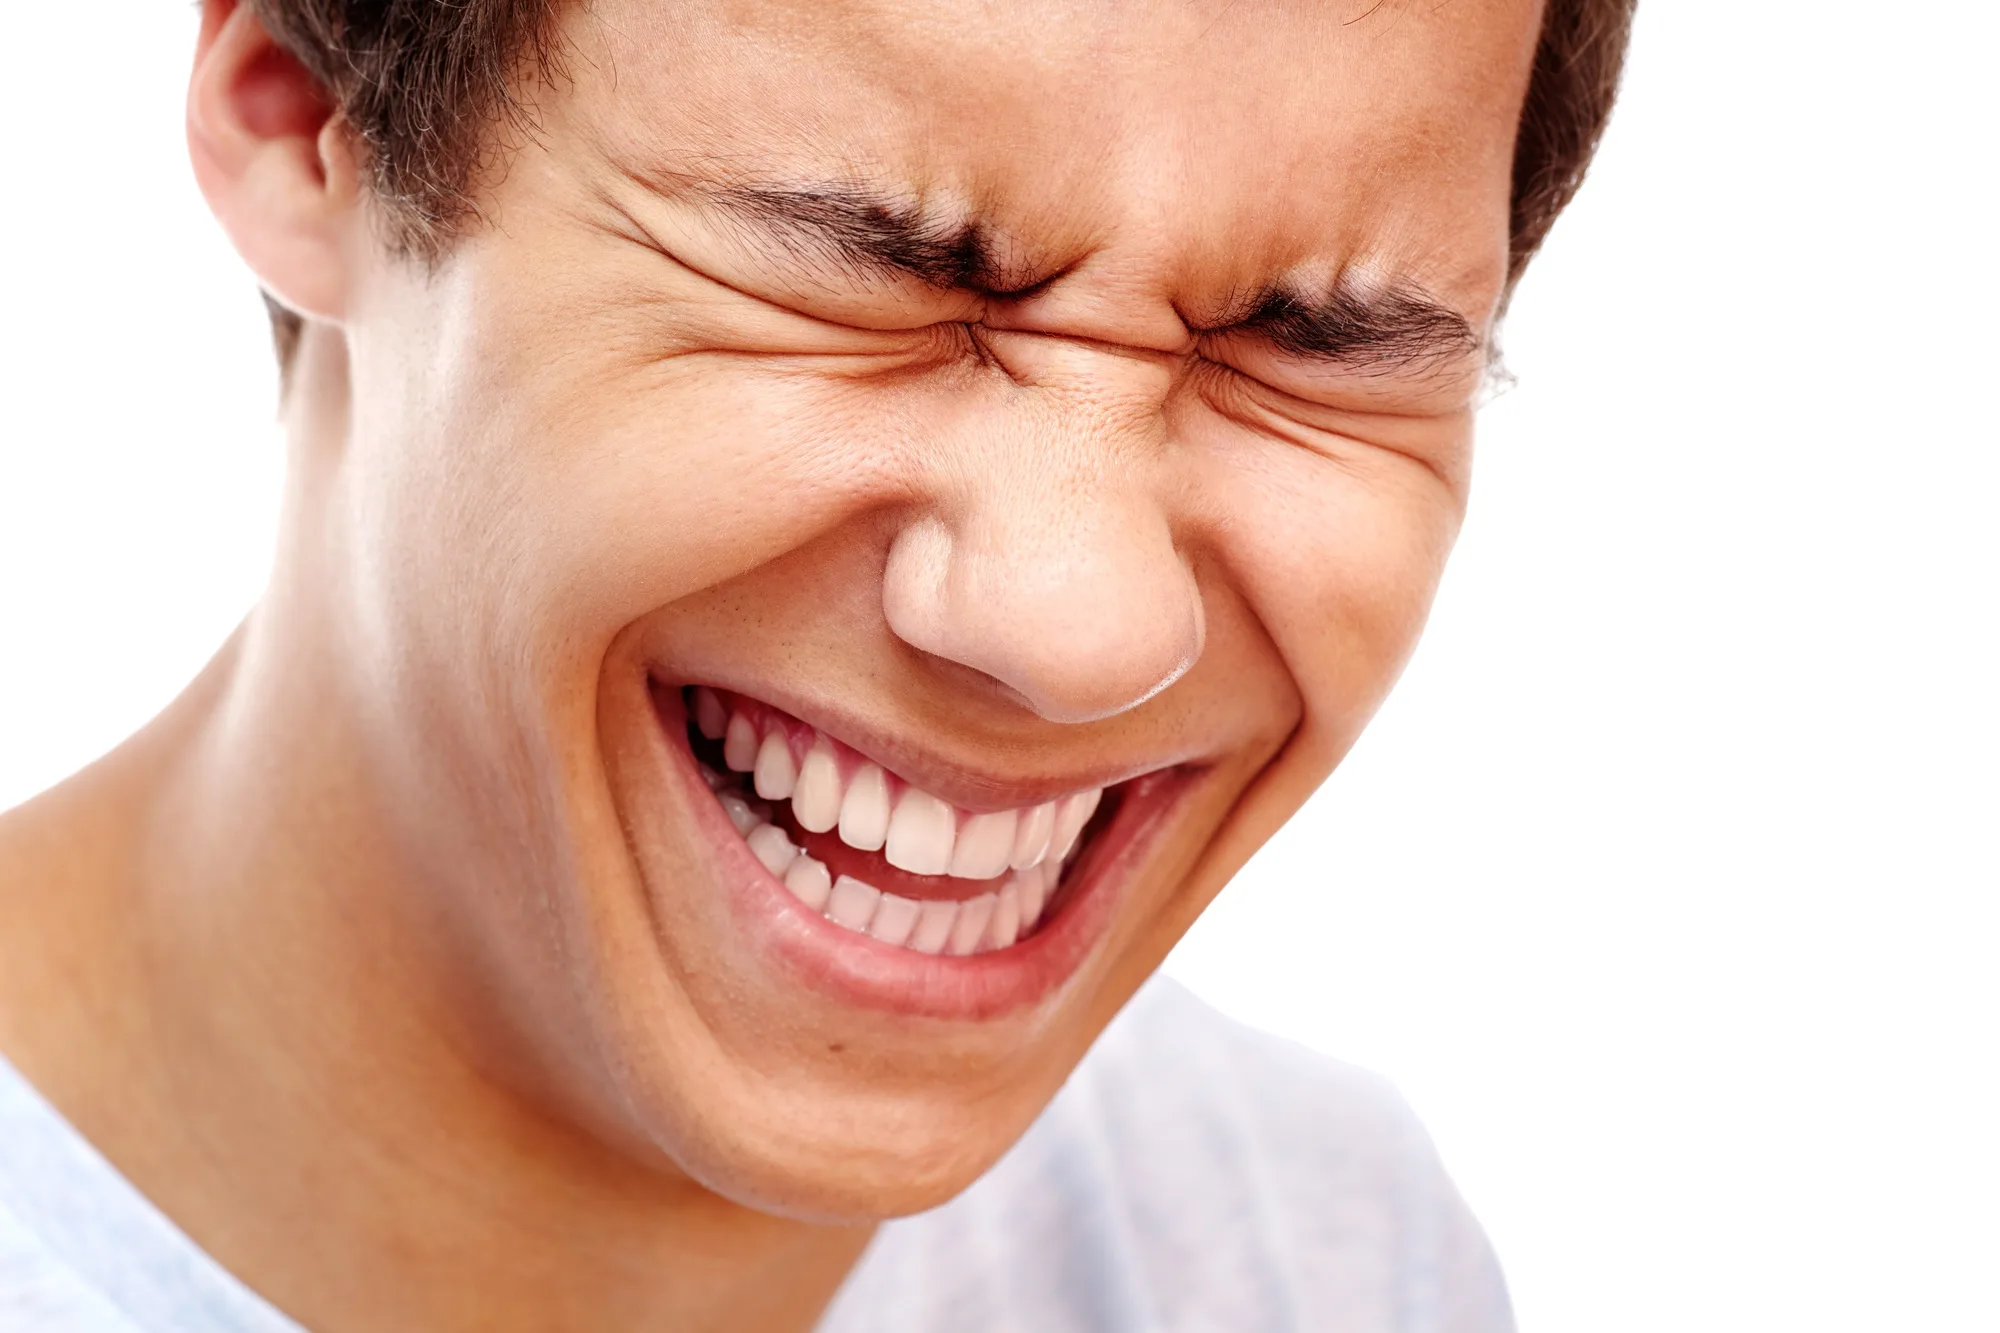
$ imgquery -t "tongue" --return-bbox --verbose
[774,808,1016,903]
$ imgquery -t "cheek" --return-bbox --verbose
[344,224,918,678]
[352,309,910,694]
[517,365,908,642]
[1183,432,1464,762]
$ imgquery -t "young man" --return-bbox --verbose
[0,0,1631,1328]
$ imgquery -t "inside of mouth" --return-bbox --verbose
[675,684,1118,957]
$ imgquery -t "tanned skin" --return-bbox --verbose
[0,0,1542,1328]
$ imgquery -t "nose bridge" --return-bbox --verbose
[973,324,1178,396]
[882,347,1205,725]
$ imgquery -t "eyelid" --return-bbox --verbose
[1190,349,1478,434]
[601,199,981,343]
[1187,358,1473,494]
[1194,334,1482,419]
[724,259,984,333]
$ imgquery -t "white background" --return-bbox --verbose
[2,5,1995,1331]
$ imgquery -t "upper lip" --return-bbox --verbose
[662,674,1210,812]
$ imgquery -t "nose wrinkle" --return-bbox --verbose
[882,507,1204,725]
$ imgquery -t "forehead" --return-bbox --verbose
[559,0,1542,327]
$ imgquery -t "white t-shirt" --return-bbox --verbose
[0,978,1512,1332]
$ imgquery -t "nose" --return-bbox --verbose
[881,334,1205,725]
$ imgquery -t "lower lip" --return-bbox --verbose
[651,686,1196,1022]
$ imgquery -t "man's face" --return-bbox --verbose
[330,0,1537,1218]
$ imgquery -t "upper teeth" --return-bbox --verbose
[692,687,1105,955]
[696,687,1101,878]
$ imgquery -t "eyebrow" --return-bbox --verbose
[702,182,1019,292]
[1225,280,1484,377]
[695,181,1482,374]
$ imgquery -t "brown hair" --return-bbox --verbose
[250,0,1636,365]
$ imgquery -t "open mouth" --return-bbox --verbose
[676,685,1120,957]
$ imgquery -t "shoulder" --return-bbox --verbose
[0,1203,146,1332]
[823,979,1513,1333]
[1062,973,1444,1163]
[0,1056,302,1333]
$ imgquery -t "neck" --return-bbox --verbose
[0,331,872,1332]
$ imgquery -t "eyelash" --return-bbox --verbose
[735,291,1431,426]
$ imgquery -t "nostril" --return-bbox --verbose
[901,650,1042,714]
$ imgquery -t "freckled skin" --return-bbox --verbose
[0,0,1541,1329]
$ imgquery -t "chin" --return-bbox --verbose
[570,660,1221,1217]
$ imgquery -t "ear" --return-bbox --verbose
[187,0,361,325]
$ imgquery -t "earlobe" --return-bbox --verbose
[187,0,358,326]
